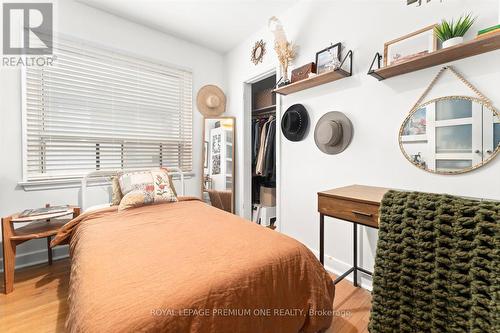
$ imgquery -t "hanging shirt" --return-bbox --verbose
[263,119,276,180]
[255,116,274,175]
[252,119,260,167]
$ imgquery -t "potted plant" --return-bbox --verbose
[435,14,476,48]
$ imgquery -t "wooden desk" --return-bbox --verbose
[318,185,389,287]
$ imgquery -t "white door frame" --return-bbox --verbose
[428,101,482,171]
[242,66,282,231]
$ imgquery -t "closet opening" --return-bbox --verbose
[250,74,277,230]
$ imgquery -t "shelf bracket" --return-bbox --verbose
[339,50,353,76]
[367,52,384,80]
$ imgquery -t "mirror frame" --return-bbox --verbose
[201,116,236,213]
[399,95,500,175]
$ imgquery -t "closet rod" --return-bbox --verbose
[252,110,276,118]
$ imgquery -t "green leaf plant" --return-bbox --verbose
[434,13,476,42]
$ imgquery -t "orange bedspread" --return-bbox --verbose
[53,198,335,333]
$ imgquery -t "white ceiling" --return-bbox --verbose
[77,0,297,53]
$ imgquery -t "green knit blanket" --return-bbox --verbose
[369,190,499,333]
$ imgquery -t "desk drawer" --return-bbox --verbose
[318,196,379,228]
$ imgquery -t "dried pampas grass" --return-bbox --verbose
[269,16,297,80]
[274,41,297,80]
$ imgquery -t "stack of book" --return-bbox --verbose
[477,24,500,39]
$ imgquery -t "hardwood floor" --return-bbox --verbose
[0,259,69,333]
[0,259,372,333]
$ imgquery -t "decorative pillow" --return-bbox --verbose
[161,168,178,197]
[118,169,177,211]
[111,176,123,206]
[118,170,154,196]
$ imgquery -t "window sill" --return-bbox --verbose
[19,172,195,191]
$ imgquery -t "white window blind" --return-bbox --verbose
[24,37,193,182]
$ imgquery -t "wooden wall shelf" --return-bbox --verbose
[274,69,350,95]
[368,32,500,80]
[274,50,353,96]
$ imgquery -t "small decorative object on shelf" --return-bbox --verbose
[435,13,476,48]
[269,16,296,86]
[411,152,427,169]
[250,39,266,65]
[476,24,500,39]
[291,62,316,83]
[407,0,441,6]
[384,25,437,67]
[315,42,341,75]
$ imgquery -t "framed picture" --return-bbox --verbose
[402,107,427,136]
[315,42,342,75]
[212,154,221,175]
[384,24,437,66]
[212,133,221,154]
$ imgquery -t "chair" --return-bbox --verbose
[207,190,233,213]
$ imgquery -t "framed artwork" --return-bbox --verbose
[402,107,427,136]
[212,134,221,154]
[212,154,221,175]
[384,24,437,66]
[315,42,342,75]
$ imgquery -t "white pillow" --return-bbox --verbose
[84,203,112,213]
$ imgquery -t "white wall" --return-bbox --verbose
[0,0,225,269]
[225,0,500,287]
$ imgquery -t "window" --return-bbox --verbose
[23,36,192,182]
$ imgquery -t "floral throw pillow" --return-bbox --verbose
[118,170,153,196]
[118,170,177,211]
[151,170,177,202]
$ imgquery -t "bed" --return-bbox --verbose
[52,169,335,333]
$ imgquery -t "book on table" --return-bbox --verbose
[19,205,70,218]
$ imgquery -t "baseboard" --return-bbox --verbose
[307,247,373,291]
[0,245,69,273]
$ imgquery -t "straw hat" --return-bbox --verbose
[314,111,353,154]
[196,85,226,116]
[281,104,309,141]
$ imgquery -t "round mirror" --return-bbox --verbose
[399,96,500,174]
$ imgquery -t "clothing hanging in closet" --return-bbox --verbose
[253,116,275,180]
[263,119,276,181]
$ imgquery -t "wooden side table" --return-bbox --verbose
[2,206,80,294]
[318,185,388,287]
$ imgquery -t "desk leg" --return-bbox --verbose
[353,223,358,287]
[47,236,53,265]
[319,213,324,265]
[2,217,16,294]
[332,221,374,287]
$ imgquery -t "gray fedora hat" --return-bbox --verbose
[314,111,353,155]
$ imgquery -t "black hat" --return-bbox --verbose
[281,104,309,141]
